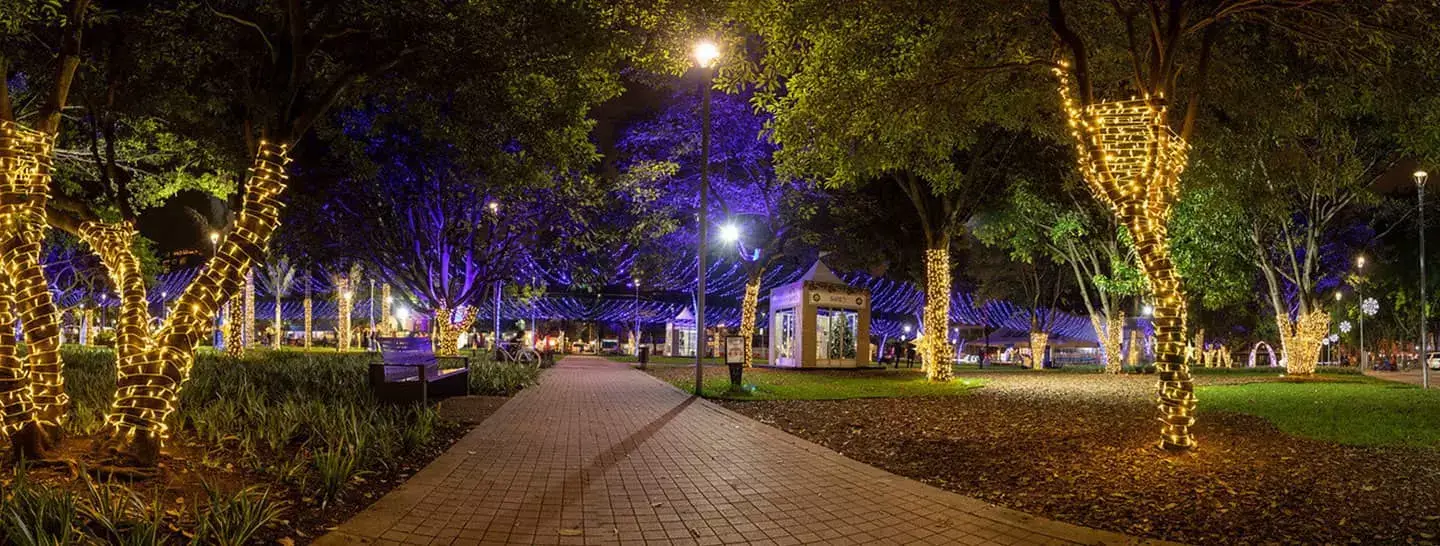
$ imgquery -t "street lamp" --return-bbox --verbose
[719,223,741,244]
[1418,169,1430,388]
[208,231,220,255]
[1356,256,1367,371]
[693,38,719,396]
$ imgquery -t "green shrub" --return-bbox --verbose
[191,483,286,546]
[1,468,82,546]
[469,359,541,395]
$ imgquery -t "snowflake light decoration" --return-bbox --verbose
[1339,321,1352,334]
[1362,297,1379,317]
[1329,334,1340,343]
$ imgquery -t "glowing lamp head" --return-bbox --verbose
[1417,170,1430,187]
[718,223,741,243]
[1335,292,1343,302]
[1356,256,1366,269]
[209,231,220,245]
[694,40,720,67]
[1141,304,1154,317]
[903,324,912,333]
[487,201,499,213]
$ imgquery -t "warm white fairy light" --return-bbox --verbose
[1277,310,1328,376]
[738,275,762,367]
[919,248,954,381]
[433,305,478,356]
[1054,63,1195,449]
[97,142,290,458]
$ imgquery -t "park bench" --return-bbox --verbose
[369,337,470,404]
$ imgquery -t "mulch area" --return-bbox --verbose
[717,372,1440,545]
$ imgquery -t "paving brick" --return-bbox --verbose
[316,357,1166,546]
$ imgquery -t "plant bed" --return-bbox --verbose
[0,347,528,545]
[717,371,1440,544]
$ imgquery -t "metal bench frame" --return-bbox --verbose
[370,337,471,404]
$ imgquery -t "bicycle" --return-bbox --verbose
[491,342,541,366]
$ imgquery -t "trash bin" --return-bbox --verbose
[638,346,649,369]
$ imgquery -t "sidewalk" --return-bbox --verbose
[317,356,1167,545]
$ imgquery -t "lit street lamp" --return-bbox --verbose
[719,223,741,244]
[693,38,719,396]
[630,278,641,356]
[1417,169,1430,388]
[1356,255,1367,371]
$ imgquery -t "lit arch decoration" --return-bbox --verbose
[1248,341,1278,368]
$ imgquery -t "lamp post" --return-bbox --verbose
[693,39,719,396]
[368,279,375,351]
[1357,256,1366,371]
[1418,170,1430,388]
[1335,291,1343,365]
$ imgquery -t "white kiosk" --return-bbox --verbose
[767,261,871,368]
[664,308,699,357]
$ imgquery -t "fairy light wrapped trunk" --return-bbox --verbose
[1277,310,1327,375]
[225,297,243,357]
[303,279,313,349]
[272,289,284,349]
[1092,313,1125,373]
[379,284,393,336]
[1056,67,1197,449]
[97,142,290,462]
[243,268,255,349]
[433,305,477,357]
[335,276,352,350]
[1028,331,1050,369]
[0,120,68,442]
[920,248,954,380]
[738,270,763,367]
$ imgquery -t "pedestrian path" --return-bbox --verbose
[317,356,1164,545]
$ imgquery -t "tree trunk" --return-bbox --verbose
[0,277,48,459]
[303,295,312,349]
[273,294,283,349]
[1028,331,1050,369]
[919,242,953,381]
[1277,310,1327,375]
[225,297,243,357]
[433,305,478,357]
[738,269,763,367]
[0,120,67,447]
[335,276,351,351]
[379,284,392,336]
[1055,75,1197,449]
[98,142,290,464]
[243,268,255,350]
[1091,313,1125,374]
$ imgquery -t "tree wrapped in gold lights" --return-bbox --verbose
[737,272,762,366]
[1277,311,1328,375]
[80,142,291,462]
[333,274,353,351]
[433,305,478,357]
[379,284,394,336]
[0,120,69,449]
[303,276,313,349]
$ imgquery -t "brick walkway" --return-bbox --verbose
[317,356,1164,545]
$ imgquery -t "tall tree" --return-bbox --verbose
[975,176,1144,373]
[0,0,93,458]
[730,0,1047,380]
[1044,0,1401,450]
[618,88,819,366]
[258,255,295,349]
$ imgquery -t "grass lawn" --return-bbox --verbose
[609,354,723,366]
[1200,377,1440,447]
[647,365,982,400]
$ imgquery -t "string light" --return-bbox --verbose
[96,142,290,459]
[919,248,953,381]
[334,276,352,350]
[380,284,393,335]
[1093,313,1125,373]
[243,268,255,349]
[1029,331,1050,369]
[1054,65,1196,449]
[738,273,762,367]
[0,119,68,439]
[1277,311,1328,375]
[433,305,477,356]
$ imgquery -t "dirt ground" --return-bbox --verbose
[718,372,1440,545]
